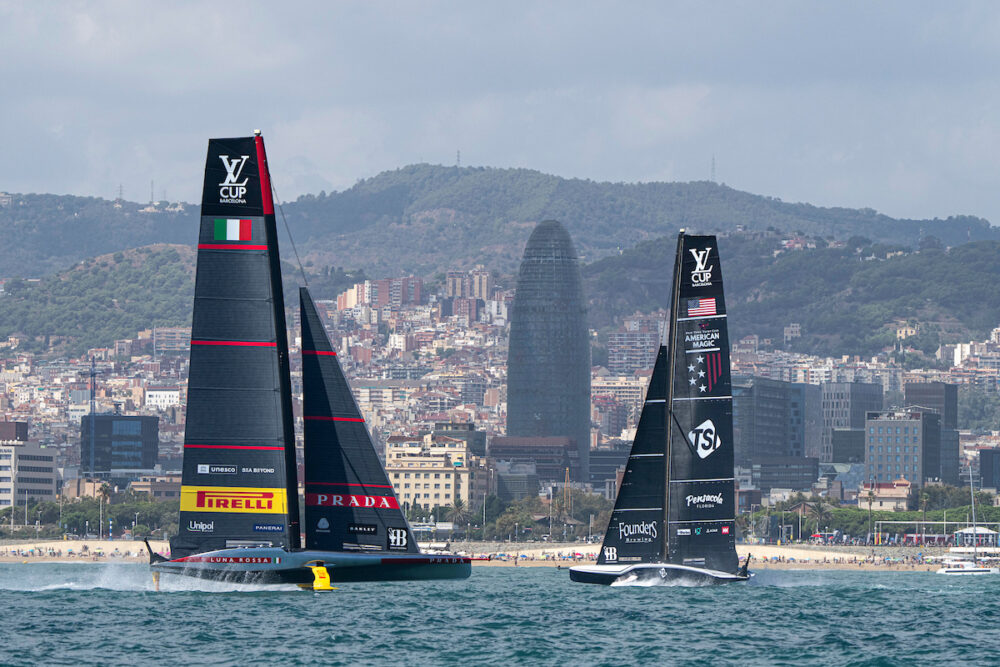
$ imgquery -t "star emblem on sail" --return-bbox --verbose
[688,351,724,393]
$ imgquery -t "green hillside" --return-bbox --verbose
[584,234,1000,357]
[0,245,359,355]
[3,165,995,279]
[0,195,196,277]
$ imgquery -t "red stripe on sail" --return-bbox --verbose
[191,340,277,347]
[302,350,337,356]
[198,244,267,250]
[185,444,284,451]
[304,416,365,422]
[306,482,394,488]
[255,134,274,216]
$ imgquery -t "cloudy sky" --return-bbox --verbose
[3,1,1000,223]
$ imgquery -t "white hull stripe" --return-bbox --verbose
[686,348,719,353]
[630,453,664,458]
[645,399,666,403]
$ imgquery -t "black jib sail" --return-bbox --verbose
[300,288,418,554]
[597,346,668,565]
[171,134,300,559]
[665,233,738,573]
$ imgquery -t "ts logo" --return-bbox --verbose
[388,527,408,549]
[603,546,618,562]
[218,154,250,203]
[689,247,713,286]
[687,419,722,459]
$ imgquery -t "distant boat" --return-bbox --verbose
[570,231,750,585]
[936,466,998,576]
[148,133,470,588]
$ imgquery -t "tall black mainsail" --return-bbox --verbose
[575,231,742,584]
[172,134,300,558]
[665,233,737,574]
[300,288,418,554]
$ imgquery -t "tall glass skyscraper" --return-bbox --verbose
[506,220,591,481]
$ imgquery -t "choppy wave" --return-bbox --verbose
[2,565,1000,665]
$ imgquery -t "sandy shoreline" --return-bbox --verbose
[0,539,942,572]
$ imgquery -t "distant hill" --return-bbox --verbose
[0,245,196,354]
[0,245,358,355]
[584,233,1000,357]
[2,165,995,278]
[0,195,196,277]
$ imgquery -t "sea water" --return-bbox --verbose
[0,564,998,665]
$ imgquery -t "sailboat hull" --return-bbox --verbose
[568,563,750,586]
[151,547,471,584]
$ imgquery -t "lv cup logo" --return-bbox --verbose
[218,154,249,203]
[690,247,713,286]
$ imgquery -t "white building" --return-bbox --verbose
[145,386,181,410]
[0,442,59,507]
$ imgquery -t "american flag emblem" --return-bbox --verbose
[687,298,716,317]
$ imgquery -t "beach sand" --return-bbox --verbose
[0,539,940,572]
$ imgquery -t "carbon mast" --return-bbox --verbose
[661,232,685,561]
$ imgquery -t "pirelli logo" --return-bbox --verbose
[180,486,287,514]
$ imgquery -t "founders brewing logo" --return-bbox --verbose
[689,247,713,287]
[618,520,658,543]
[687,419,722,459]
[219,154,250,204]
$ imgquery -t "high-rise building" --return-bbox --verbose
[80,414,159,477]
[904,382,958,429]
[980,449,1000,490]
[506,220,590,481]
[821,382,883,463]
[732,376,819,466]
[864,409,941,485]
[905,381,960,485]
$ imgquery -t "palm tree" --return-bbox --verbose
[446,498,472,526]
[809,499,832,534]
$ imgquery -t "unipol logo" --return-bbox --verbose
[690,247,713,286]
[687,419,722,459]
[603,546,618,562]
[218,154,250,204]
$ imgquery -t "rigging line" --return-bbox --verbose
[269,180,309,287]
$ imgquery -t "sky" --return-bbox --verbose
[3,1,1000,223]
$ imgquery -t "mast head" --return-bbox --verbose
[253,129,262,136]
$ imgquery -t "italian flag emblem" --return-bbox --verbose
[214,218,252,241]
